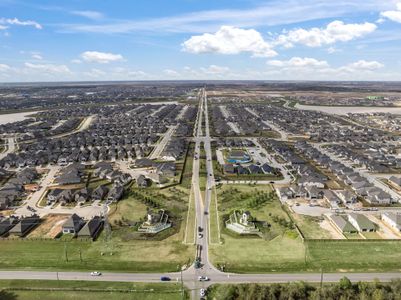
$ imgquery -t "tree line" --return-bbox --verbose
[208,277,401,300]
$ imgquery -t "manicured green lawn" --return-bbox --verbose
[306,240,401,272]
[0,280,187,300]
[0,232,193,272]
[209,234,306,273]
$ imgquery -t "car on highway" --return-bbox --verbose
[204,211,208,215]
[160,276,171,281]
[198,276,209,281]
[198,226,203,232]
[90,271,102,276]
[200,288,206,297]
[198,233,203,239]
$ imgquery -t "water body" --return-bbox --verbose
[295,104,401,115]
[0,111,37,125]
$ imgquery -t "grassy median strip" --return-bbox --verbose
[0,280,188,300]
[208,186,220,244]
[184,187,196,244]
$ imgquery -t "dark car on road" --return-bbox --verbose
[160,276,171,281]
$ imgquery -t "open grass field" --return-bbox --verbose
[209,234,306,273]
[0,228,194,272]
[290,213,332,239]
[210,233,401,273]
[306,240,401,272]
[0,280,187,300]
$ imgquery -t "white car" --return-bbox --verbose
[198,233,203,239]
[198,276,209,281]
[200,288,206,297]
[90,271,102,276]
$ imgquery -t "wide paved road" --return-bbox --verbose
[1,270,401,287]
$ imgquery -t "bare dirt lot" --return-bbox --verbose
[27,214,69,239]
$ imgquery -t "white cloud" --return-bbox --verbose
[62,0,391,34]
[31,53,43,60]
[71,59,82,64]
[71,10,104,20]
[267,57,329,68]
[327,47,338,54]
[0,18,42,29]
[266,56,384,80]
[24,62,71,74]
[380,2,401,23]
[275,20,377,47]
[199,64,230,74]
[182,26,277,57]
[0,25,7,30]
[163,69,180,76]
[0,64,11,72]
[80,51,124,63]
[340,60,384,71]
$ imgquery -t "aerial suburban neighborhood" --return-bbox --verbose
[2,81,401,299]
[3,0,401,299]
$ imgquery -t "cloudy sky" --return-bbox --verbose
[1,0,401,82]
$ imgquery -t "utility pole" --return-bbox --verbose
[64,243,68,262]
[79,248,82,262]
[320,267,323,289]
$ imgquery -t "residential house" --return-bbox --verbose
[62,214,85,235]
[348,213,376,232]
[77,216,103,240]
[382,212,401,232]
[8,214,40,237]
[329,215,357,234]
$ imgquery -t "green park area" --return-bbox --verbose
[209,184,401,273]
[0,280,187,300]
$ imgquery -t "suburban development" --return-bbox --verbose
[2,81,401,299]
[2,0,401,299]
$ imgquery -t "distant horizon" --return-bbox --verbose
[2,79,401,85]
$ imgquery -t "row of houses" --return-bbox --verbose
[161,138,187,161]
[0,214,41,237]
[223,162,276,176]
[294,141,393,205]
[324,144,400,173]
[277,185,356,206]
[62,214,103,240]
[0,168,39,210]
[330,213,376,234]
[254,103,394,143]
[47,184,124,206]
